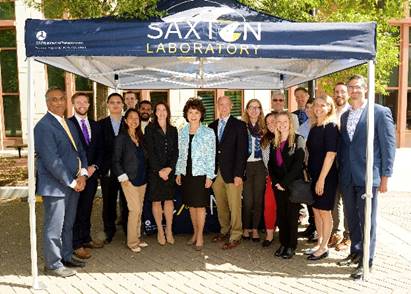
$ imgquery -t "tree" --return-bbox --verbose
[240,0,406,94]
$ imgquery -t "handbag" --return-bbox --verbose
[288,167,314,205]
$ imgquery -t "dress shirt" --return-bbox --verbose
[347,101,367,142]
[110,115,122,136]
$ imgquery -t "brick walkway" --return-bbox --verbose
[0,192,410,293]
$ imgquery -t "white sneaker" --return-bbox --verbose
[139,241,148,248]
[130,246,141,253]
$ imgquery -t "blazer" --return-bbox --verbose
[98,116,124,177]
[339,103,396,187]
[209,115,248,183]
[144,122,178,174]
[35,112,88,197]
[175,124,216,179]
[69,116,103,177]
[267,135,305,189]
[112,131,147,182]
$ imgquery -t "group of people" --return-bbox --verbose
[35,74,395,281]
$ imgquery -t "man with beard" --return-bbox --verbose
[69,93,104,259]
[139,100,152,133]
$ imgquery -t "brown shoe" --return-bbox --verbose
[74,247,91,259]
[328,233,343,248]
[222,240,240,250]
[335,237,351,251]
[83,240,104,249]
[212,233,229,243]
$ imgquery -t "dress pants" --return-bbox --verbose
[101,175,128,239]
[73,176,98,249]
[43,190,79,269]
[242,161,266,230]
[121,182,146,248]
[212,170,243,242]
[275,189,300,249]
[332,187,349,237]
[342,185,378,262]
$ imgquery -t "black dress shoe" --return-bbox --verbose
[252,237,261,242]
[274,245,286,257]
[307,250,329,261]
[262,239,273,247]
[337,253,360,266]
[62,259,86,268]
[281,248,295,259]
[350,264,373,280]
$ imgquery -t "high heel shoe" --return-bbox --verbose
[165,230,175,245]
[157,230,166,246]
[262,239,273,247]
[307,250,329,261]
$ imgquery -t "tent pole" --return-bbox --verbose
[27,57,41,289]
[363,59,375,281]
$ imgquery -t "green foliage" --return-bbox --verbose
[240,0,405,94]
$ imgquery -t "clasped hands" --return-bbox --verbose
[74,176,86,192]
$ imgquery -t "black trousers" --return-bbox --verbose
[275,188,300,249]
[101,175,128,238]
[72,176,98,249]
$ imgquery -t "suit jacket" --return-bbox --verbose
[35,112,88,197]
[69,116,103,177]
[209,115,248,183]
[112,131,147,181]
[97,116,124,177]
[144,122,178,174]
[267,135,305,189]
[339,103,396,187]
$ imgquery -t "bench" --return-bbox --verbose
[6,144,28,158]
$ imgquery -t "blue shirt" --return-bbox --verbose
[110,116,121,136]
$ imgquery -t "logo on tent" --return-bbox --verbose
[36,31,47,41]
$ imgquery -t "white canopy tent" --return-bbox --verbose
[24,0,377,288]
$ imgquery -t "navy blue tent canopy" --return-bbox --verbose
[24,0,376,89]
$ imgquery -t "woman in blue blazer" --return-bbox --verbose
[176,98,216,251]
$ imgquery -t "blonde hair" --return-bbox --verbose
[242,99,265,130]
[273,111,296,148]
[314,95,337,127]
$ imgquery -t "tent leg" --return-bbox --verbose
[363,59,375,281]
[27,58,44,290]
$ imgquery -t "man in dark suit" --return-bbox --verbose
[209,96,248,249]
[292,87,309,125]
[338,75,396,280]
[98,93,127,243]
[69,93,104,259]
[35,87,88,277]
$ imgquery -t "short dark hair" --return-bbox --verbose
[183,98,206,122]
[347,74,367,87]
[153,101,171,126]
[294,87,308,94]
[123,108,144,144]
[107,92,124,103]
[71,92,90,103]
[139,100,152,108]
[306,98,315,105]
[45,87,65,100]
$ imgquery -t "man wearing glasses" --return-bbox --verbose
[271,92,299,131]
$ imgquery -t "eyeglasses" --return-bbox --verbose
[347,85,363,90]
[272,99,284,102]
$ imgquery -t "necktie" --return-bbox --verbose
[61,119,78,151]
[81,119,90,145]
[298,110,308,125]
[218,119,226,141]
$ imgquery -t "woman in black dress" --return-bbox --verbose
[268,111,305,259]
[175,98,215,250]
[145,102,178,245]
[306,95,339,260]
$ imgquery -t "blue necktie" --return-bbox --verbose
[218,119,226,141]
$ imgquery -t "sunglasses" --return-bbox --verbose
[272,99,284,102]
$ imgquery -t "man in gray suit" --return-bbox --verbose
[337,75,396,280]
[35,87,88,277]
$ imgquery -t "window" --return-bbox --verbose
[0,1,15,20]
[47,65,66,90]
[150,91,168,106]
[224,90,243,118]
[0,27,21,137]
[376,90,398,125]
[197,90,215,124]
